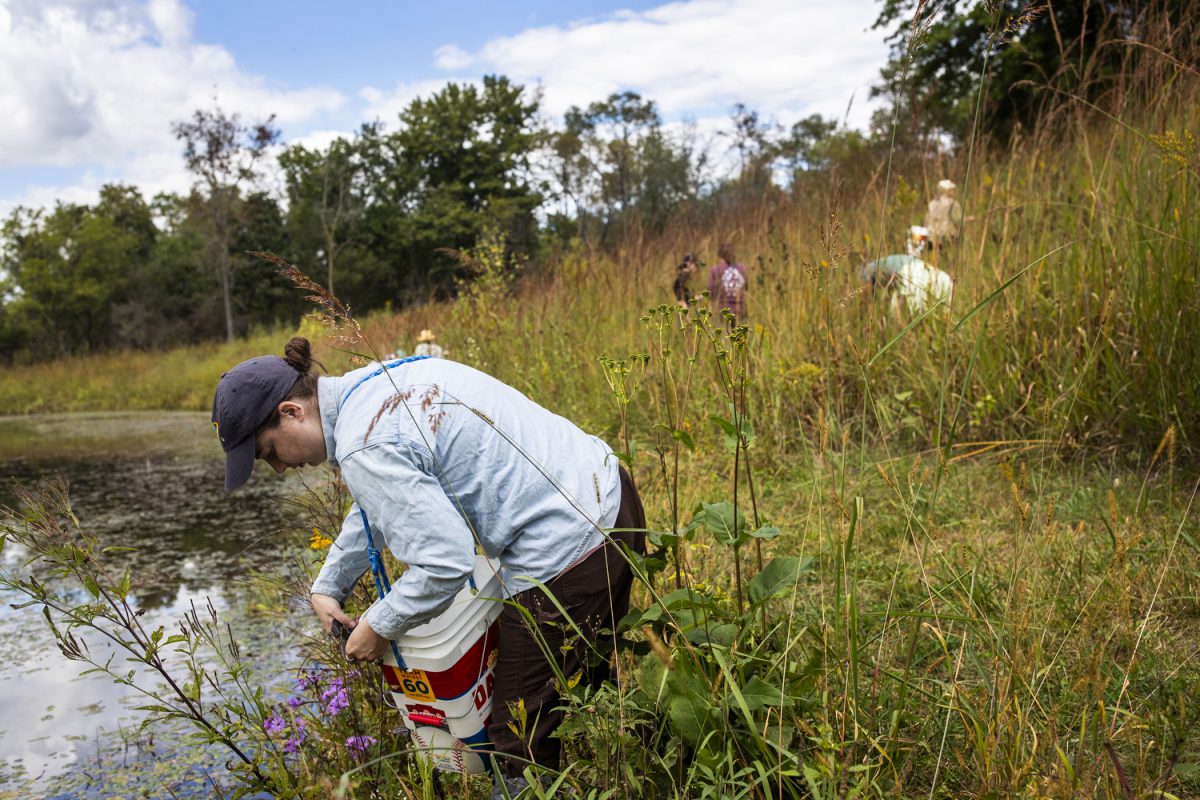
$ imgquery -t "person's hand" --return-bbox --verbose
[345,616,389,662]
[311,593,356,635]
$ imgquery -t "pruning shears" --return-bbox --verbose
[330,620,352,657]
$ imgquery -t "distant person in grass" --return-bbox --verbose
[672,253,699,307]
[708,242,748,322]
[925,178,964,255]
[210,338,646,797]
[413,328,444,358]
[860,226,953,318]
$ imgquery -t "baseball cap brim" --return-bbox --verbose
[224,434,257,491]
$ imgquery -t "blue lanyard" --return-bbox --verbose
[359,506,406,669]
[338,354,431,411]
[338,354,477,668]
[340,355,430,670]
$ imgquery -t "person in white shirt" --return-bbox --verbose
[210,338,645,795]
[925,179,963,254]
[413,329,445,358]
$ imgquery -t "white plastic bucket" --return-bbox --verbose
[381,556,505,773]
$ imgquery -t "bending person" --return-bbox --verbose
[210,337,645,795]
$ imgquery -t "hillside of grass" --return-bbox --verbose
[2,57,1198,798]
[4,67,1195,467]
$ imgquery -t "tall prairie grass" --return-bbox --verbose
[3,55,1195,464]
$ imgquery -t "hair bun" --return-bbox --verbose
[283,337,313,373]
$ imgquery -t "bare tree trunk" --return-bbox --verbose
[325,233,336,299]
[214,191,236,342]
[219,251,235,342]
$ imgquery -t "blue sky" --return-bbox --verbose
[187,0,664,92]
[0,0,890,216]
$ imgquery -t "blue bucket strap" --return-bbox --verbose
[358,506,407,670]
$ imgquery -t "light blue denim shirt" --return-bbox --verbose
[310,358,622,640]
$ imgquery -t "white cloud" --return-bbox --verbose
[438,0,887,129]
[288,128,354,153]
[146,0,188,46]
[0,0,890,218]
[0,0,345,210]
[433,43,473,71]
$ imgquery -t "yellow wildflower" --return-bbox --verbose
[310,528,334,550]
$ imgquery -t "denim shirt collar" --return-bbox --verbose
[317,375,343,468]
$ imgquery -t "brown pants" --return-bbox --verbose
[487,467,646,776]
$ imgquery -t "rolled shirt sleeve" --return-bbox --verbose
[340,439,477,641]
[311,502,370,604]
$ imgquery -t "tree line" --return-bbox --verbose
[1,74,875,360]
[0,0,1178,362]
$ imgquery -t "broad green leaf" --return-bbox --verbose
[748,556,815,607]
[749,524,782,540]
[617,606,649,631]
[683,623,736,648]
[654,423,695,452]
[685,501,747,546]
[709,415,737,438]
[647,529,679,548]
[740,676,785,711]
[709,412,755,450]
[659,587,719,612]
[620,544,668,580]
[610,450,635,468]
[665,673,716,745]
[638,604,664,624]
[636,653,667,702]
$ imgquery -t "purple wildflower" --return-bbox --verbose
[345,735,376,761]
[296,671,320,692]
[263,714,287,737]
[283,718,307,754]
[285,695,304,709]
[321,683,349,716]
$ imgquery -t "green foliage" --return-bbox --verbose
[172,105,281,342]
[279,131,371,303]
[387,75,542,293]
[872,0,1195,141]
[556,91,697,245]
[4,16,1200,794]
[0,186,153,355]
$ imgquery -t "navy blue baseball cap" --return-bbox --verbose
[211,356,302,490]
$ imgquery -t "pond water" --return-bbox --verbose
[0,413,312,799]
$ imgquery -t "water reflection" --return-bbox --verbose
[2,454,297,608]
[0,413,306,797]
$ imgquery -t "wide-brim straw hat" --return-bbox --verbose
[417,329,436,342]
[938,178,956,192]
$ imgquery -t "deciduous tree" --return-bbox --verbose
[172,107,279,341]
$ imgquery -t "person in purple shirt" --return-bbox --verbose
[708,242,747,322]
